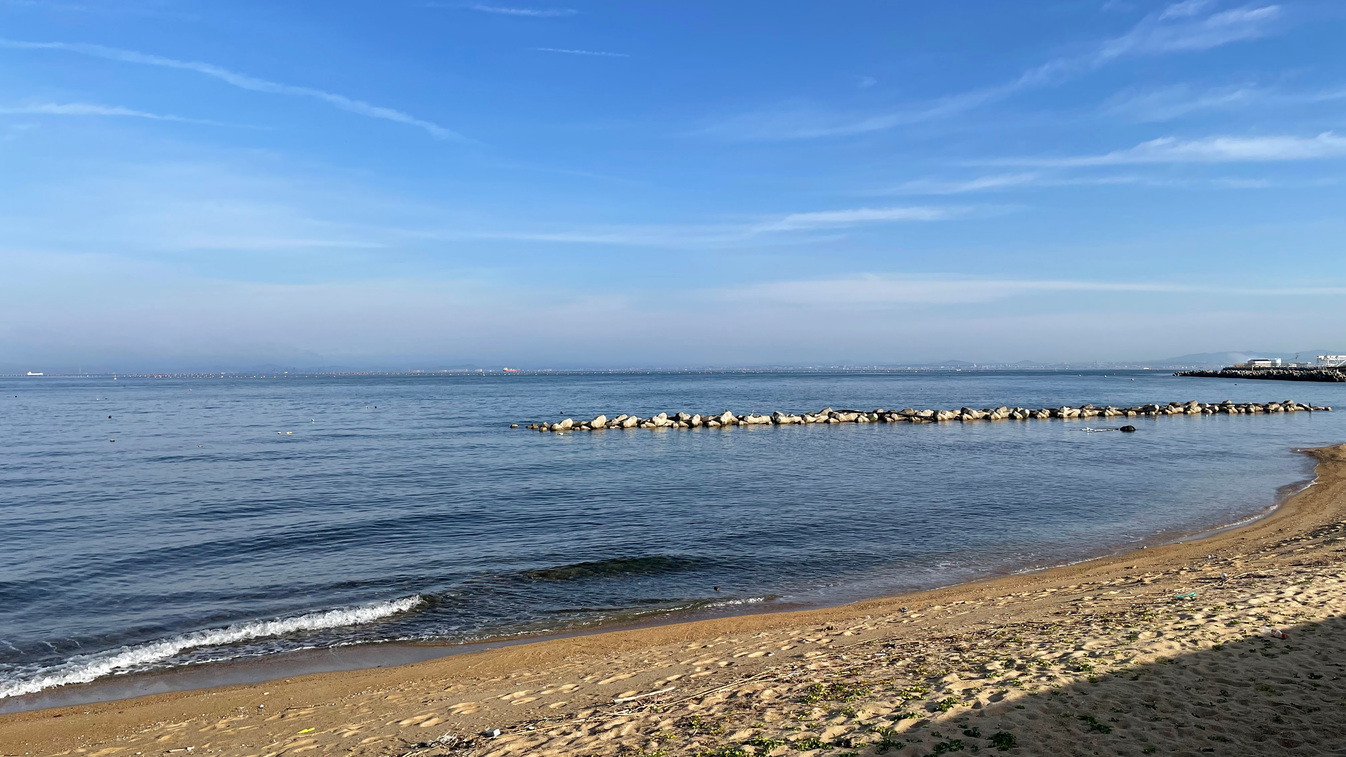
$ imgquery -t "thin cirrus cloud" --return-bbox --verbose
[727,275,1346,307]
[699,1,1281,140]
[1098,2,1280,58]
[460,4,578,17]
[417,204,967,249]
[0,101,226,124]
[877,174,1047,196]
[998,132,1346,166]
[0,39,465,140]
[1101,82,1346,123]
[751,205,969,232]
[1101,83,1264,122]
[531,47,629,58]
[869,171,1328,196]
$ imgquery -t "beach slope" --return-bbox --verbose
[5,444,1346,756]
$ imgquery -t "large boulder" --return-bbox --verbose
[590,415,607,428]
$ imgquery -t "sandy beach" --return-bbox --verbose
[4,443,1345,757]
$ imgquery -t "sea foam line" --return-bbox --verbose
[0,595,423,700]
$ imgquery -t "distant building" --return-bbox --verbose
[1235,358,1281,369]
[1319,355,1346,368]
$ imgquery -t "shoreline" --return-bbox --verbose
[0,455,1318,717]
[4,443,1345,755]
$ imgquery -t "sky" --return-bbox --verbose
[2,0,1345,371]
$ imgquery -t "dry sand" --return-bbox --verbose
[5,444,1346,757]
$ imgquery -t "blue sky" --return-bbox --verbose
[2,0,1345,370]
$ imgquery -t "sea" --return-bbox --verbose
[1,370,1342,710]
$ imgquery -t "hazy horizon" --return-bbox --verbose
[3,1,1344,367]
[4,349,1336,376]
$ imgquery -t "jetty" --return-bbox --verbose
[1175,367,1346,382]
[524,400,1331,432]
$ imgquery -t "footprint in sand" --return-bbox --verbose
[396,713,441,727]
[598,672,637,685]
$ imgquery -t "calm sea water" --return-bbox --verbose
[1,371,1342,703]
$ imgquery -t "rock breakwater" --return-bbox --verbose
[1175,367,1346,382]
[524,400,1331,432]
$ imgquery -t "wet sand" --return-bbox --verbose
[4,444,1346,756]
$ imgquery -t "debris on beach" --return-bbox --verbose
[520,400,1330,433]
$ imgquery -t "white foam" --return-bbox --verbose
[0,595,423,700]
[704,595,770,608]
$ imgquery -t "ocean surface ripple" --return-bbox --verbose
[1,371,1342,700]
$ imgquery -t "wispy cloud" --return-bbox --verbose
[878,174,1047,196]
[0,101,226,125]
[0,0,90,9]
[0,39,465,140]
[999,132,1346,165]
[871,171,1329,195]
[1101,81,1346,122]
[700,1,1282,140]
[415,204,969,249]
[1101,83,1264,121]
[728,274,1346,307]
[460,4,577,17]
[1159,0,1217,20]
[531,47,628,58]
[751,205,968,232]
[1099,2,1279,58]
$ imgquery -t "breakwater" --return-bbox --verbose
[1176,367,1346,383]
[524,399,1332,432]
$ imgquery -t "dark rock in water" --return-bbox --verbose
[515,400,1326,433]
[1175,367,1346,383]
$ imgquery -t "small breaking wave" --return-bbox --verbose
[703,595,776,609]
[0,595,423,700]
[524,555,704,581]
